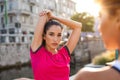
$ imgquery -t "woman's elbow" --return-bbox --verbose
[76,22,82,30]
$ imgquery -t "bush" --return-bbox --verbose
[92,50,115,65]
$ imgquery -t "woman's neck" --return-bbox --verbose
[45,46,57,54]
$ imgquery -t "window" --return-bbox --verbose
[15,22,21,28]
[9,16,13,23]
[1,17,4,24]
[29,37,32,41]
[30,6,33,13]
[9,36,15,42]
[0,5,4,12]
[22,16,26,23]
[2,24,5,28]
[1,29,7,34]
[9,28,15,34]
[29,31,34,35]
[9,2,13,10]
[1,17,5,28]
[22,36,25,42]
[22,31,27,35]
[0,36,6,43]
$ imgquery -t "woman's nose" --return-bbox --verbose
[53,37,57,41]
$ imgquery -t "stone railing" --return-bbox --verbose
[0,37,105,67]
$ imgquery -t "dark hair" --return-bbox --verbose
[42,20,63,45]
[95,0,120,15]
[43,20,63,34]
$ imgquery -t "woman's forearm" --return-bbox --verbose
[53,16,82,30]
[31,15,47,52]
[34,17,47,36]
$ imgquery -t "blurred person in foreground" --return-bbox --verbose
[74,0,120,80]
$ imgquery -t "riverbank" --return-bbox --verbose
[0,61,31,72]
[0,62,83,80]
[14,76,76,80]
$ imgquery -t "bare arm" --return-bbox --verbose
[53,16,82,54]
[31,12,48,52]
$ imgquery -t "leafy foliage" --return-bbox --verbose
[92,50,115,65]
[71,12,95,32]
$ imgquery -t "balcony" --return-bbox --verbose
[20,9,30,16]
[29,0,37,5]
[7,9,17,15]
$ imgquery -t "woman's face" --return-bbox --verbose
[44,25,62,50]
[98,8,120,50]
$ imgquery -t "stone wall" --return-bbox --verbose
[0,37,105,66]
[74,37,105,62]
[0,43,30,66]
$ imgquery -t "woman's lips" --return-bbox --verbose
[52,43,58,46]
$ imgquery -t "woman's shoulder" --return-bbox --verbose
[30,44,44,54]
[59,45,71,57]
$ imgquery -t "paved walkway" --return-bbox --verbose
[14,78,33,80]
[70,75,76,80]
[14,64,104,80]
[14,75,76,80]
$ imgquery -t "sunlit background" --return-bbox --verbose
[74,0,100,17]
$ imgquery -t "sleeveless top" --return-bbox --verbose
[107,60,120,73]
[30,45,71,80]
[111,60,120,73]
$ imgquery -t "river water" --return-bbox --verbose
[0,64,83,80]
[0,65,33,80]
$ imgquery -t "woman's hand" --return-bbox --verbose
[39,9,56,21]
[38,10,49,22]
[46,10,55,20]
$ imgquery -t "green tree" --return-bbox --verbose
[71,12,95,32]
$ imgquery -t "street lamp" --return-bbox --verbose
[4,0,9,43]
[4,0,8,25]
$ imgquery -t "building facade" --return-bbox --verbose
[0,0,76,43]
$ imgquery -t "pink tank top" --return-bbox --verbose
[30,45,71,80]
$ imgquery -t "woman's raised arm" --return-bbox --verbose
[55,17,82,54]
[47,11,82,54]
[31,11,48,52]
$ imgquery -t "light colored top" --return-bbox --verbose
[112,60,120,71]
[107,60,120,73]
[30,45,71,80]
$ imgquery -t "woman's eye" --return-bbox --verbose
[58,34,61,37]
[58,35,61,37]
[49,33,54,36]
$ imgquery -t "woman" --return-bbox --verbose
[74,0,120,80]
[30,10,82,80]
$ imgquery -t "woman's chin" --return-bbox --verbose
[51,45,59,49]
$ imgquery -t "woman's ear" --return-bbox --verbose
[116,13,120,31]
[43,34,46,40]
